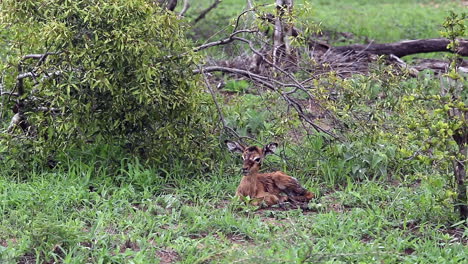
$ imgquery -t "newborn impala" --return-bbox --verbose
[226,140,314,206]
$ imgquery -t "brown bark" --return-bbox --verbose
[332,38,468,57]
[412,59,468,74]
[454,146,468,220]
[156,0,178,11]
[273,0,294,65]
[453,114,468,220]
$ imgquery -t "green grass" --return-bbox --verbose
[189,0,464,44]
[1,159,466,263]
[310,0,463,43]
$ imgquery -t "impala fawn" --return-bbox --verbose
[226,140,314,206]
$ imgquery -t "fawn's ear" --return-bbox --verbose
[225,140,245,153]
[264,142,278,156]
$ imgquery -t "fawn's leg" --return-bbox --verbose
[252,193,280,207]
[271,172,314,202]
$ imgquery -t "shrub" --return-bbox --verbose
[0,0,217,173]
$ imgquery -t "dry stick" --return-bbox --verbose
[192,7,265,53]
[2,52,59,129]
[179,0,190,17]
[332,38,468,57]
[194,29,258,52]
[231,35,341,127]
[193,0,221,24]
[195,65,337,139]
[0,74,5,120]
[199,67,256,144]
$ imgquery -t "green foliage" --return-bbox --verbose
[0,0,217,172]
[441,11,467,80]
[223,91,299,139]
[223,79,250,93]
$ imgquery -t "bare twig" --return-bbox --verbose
[195,65,338,139]
[179,0,190,17]
[199,66,257,144]
[22,52,60,61]
[0,91,19,97]
[193,0,221,24]
[194,29,258,52]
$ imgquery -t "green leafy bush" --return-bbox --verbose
[0,0,217,173]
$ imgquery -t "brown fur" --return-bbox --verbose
[226,140,314,206]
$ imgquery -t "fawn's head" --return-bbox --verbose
[225,140,278,175]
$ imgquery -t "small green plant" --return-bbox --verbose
[223,80,250,93]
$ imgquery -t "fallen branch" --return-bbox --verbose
[0,91,19,97]
[412,58,468,74]
[388,54,419,77]
[332,38,468,57]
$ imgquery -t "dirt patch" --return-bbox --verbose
[18,253,35,264]
[441,227,468,245]
[189,232,209,239]
[120,239,140,253]
[261,217,287,228]
[0,237,18,247]
[225,233,250,245]
[156,248,180,264]
[403,247,416,255]
[215,200,231,209]
[360,234,374,243]
[105,225,119,235]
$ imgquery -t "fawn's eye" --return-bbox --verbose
[254,157,261,163]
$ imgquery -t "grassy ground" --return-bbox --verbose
[1,160,466,263]
[189,0,464,44]
[309,0,463,43]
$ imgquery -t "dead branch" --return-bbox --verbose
[412,58,468,74]
[22,52,60,61]
[2,52,60,133]
[179,0,190,17]
[332,38,468,57]
[193,29,258,52]
[273,0,294,65]
[1,91,19,97]
[7,113,30,133]
[155,0,178,11]
[193,0,221,24]
[388,54,419,77]
[195,65,337,139]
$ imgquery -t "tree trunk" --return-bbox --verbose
[454,144,468,220]
[442,77,468,220]
[453,113,468,220]
[273,0,293,65]
[332,38,468,57]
